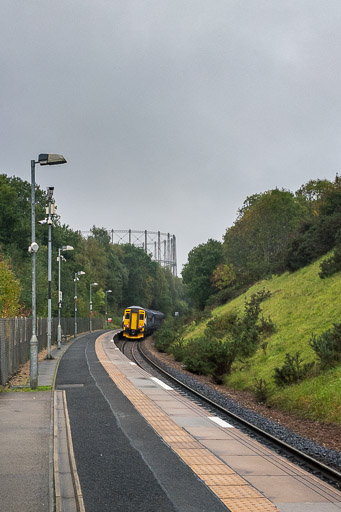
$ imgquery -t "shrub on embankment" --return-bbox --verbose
[154,254,341,424]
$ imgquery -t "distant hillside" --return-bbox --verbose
[183,254,341,424]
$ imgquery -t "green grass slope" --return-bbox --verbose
[185,256,341,424]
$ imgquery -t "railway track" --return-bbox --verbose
[117,337,341,490]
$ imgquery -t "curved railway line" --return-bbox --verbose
[116,336,341,491]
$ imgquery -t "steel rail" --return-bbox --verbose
[132,341,341,487]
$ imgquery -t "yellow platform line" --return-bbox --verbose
[96,335,278,512]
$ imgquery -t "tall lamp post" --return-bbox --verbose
[44,187,55,359]
[29,153,66,389]
[105,290,112,328]
[89,282,98,333]
[57,245,74,349]
[74,271,85,337]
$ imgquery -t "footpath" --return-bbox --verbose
[0,339,76,512]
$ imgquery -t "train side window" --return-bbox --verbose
[139,314,144,320]
[125,313,130,319]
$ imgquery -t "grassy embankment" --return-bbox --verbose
[184,255,341,424]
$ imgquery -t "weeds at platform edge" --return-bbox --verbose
[0,385,52,393]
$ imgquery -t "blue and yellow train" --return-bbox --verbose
[122,306,164,340]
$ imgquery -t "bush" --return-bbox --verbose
[235,289,274,359]
[204,289,274,360]
[193,309,212,325]
[153,327,175,352]
[274,352,314,387]
[153,316,187,353]
[204,312,239,340]
[253,378,269,403]
[181,288,275,384]
[205,288,235,307]
[319,245,341,278]
[169,338,185,361]
[309,323,341,369]
[182,337,215,376]
[258,316,276,338]
[183,336,237,383]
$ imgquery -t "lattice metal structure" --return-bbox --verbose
[82,229,177,276]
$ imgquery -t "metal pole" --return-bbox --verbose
[173,235,177,276]
[158,231,161,263]
[57,248,62,349]
[89,284,93,333]
[144,230,147,253]
[167,233,170,268]
[171,237,173,271]
[30,160,38,389]
[105,291,107,329]
[105,290,112,329]
[46,197,53,359]
[74,274,78,337]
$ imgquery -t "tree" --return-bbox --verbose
[224,189,307,283]
[182,239,224,309]
[285,176,341,271]
[0,255,21,317]
[0,174,46,257]
[211,263,236,291]
[296,178,334,213]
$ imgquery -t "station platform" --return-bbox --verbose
[2,330,339,512]
[53,331,341,512]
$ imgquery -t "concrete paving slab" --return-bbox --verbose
[247,475,330,502]
[221,455,289,476]
[0,392,51,512]
[167,407,204,416]
[184,425,236,439]
[171,415,216,427]
[138,388,172,397]
[276,504,341,512]
[130,377,159,388]
[205,439,261,456]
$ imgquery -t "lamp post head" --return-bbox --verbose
[61,245,74,251]
[78,271,85,276]
[106,290,112,293]
[38,154,67,166]
[91,282,98,286]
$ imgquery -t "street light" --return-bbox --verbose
[41,186,55,360]
[74,271,85,337]
[105,290,112,328]
[57,245,74,349]
[89,282,98,333]
[29,153,66,389]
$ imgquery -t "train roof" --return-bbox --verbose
[125,306,164,317]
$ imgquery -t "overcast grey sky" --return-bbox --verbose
[1,1,341,271]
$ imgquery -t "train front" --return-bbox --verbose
[122,306,146,339]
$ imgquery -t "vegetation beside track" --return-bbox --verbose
[154,254,341,424]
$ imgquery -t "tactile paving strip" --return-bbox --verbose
[96,335,278,511]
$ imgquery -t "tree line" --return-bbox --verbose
[182,176,341,309]
[0,174,188,321]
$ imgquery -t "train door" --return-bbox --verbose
[130,311,138,331]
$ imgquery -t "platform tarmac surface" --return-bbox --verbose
[55,331,230,512]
